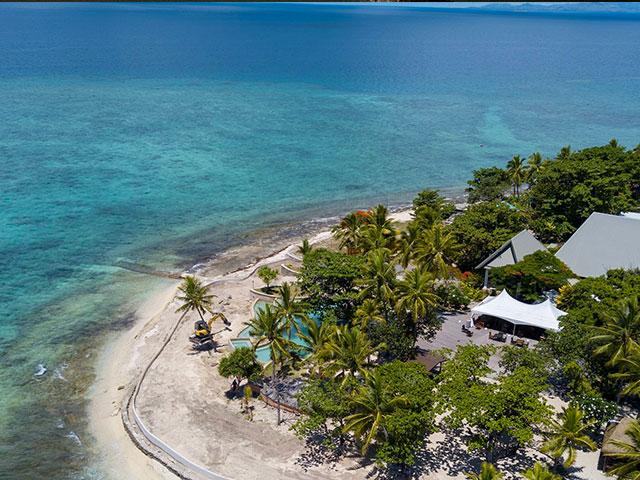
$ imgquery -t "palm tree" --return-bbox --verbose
[605,419,640,480]
[506,154,529,197]
[591,296,640,367]
[395,266,439,328]
[611,350,640,397]
[354,298,384,331]
[527,152,543,184]
[359,248,397,315]
[297,238,312,257]
[245,304,291,424]
[324,326,374,382]
[359,205,396,253]
[397,221,420,268]
[368,204,393,234]
[175,276,215,321]
[246,304,290,379]
[275,282,308,336]
[297,318,333,374]
[558,145,571,161]
[465,462,503,480]
[541,406,596,469]
[415,223,459,281]
[360,224,395,253]
[343,370,408,455]
[332,212,364,254]
[522,463,561,480]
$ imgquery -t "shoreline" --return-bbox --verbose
[87,281,181,480]
[85,191,609,480]
[87,202,418,480]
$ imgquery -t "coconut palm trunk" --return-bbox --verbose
[272,363,281,426]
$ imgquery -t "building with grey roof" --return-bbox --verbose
[476,230,547,287]
[555,212,640,278]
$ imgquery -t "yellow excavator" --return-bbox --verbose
[189,312,229,350]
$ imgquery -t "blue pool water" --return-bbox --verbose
[231,301,319,363]
[1,3,639,478]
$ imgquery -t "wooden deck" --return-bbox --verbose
[419,312,492,350]
[417,311,538,372]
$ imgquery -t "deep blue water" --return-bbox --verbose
[1,3,639,478]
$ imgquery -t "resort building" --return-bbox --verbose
[555,212,640,278]
[599,416,635,472]
[476,230,547,288]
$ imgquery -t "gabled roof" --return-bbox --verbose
[471,290,565,331]
[476,230,547,270]
[555,212,640,278]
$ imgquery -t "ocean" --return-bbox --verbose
[0,3,639,478]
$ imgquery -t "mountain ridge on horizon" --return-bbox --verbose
[477,2,640,14]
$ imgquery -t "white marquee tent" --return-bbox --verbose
[471,290,565,332]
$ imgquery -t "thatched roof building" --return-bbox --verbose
[599,417,636,471]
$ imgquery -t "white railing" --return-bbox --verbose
[124,251,300,479]
[126,306,231,480]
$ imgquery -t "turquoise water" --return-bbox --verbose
[1,3,639,478]
[231,300,318,363]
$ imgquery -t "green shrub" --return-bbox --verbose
[373,361,436,467]
[435,283,470,311]
[528,142,640,241]
[490,250,573,302]
[257,265,278,289]
[459,278,487,303]
[367,319,417,361]
[499,346,550,380]
[466,167,511,203]
[446,201,526,272]
[218,347,262,383]
[556,269,640,326]
[571,394,618,429]
[298,248,365,320]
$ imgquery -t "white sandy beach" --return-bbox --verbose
[87,281,181,480]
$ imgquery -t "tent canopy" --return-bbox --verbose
[471,290,565,332]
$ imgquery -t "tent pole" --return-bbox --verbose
[512,323,516,336]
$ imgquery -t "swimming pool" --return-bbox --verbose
[230,300,319,364]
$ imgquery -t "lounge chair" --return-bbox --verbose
[511,337,529,348]
[489,331,506,342]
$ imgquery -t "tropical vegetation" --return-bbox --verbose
[176,275,215,321]
[213,140,640,478]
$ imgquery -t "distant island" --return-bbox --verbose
[477,2,640,14]
[384,2,640,15]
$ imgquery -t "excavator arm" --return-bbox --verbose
[208,312,229,330]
